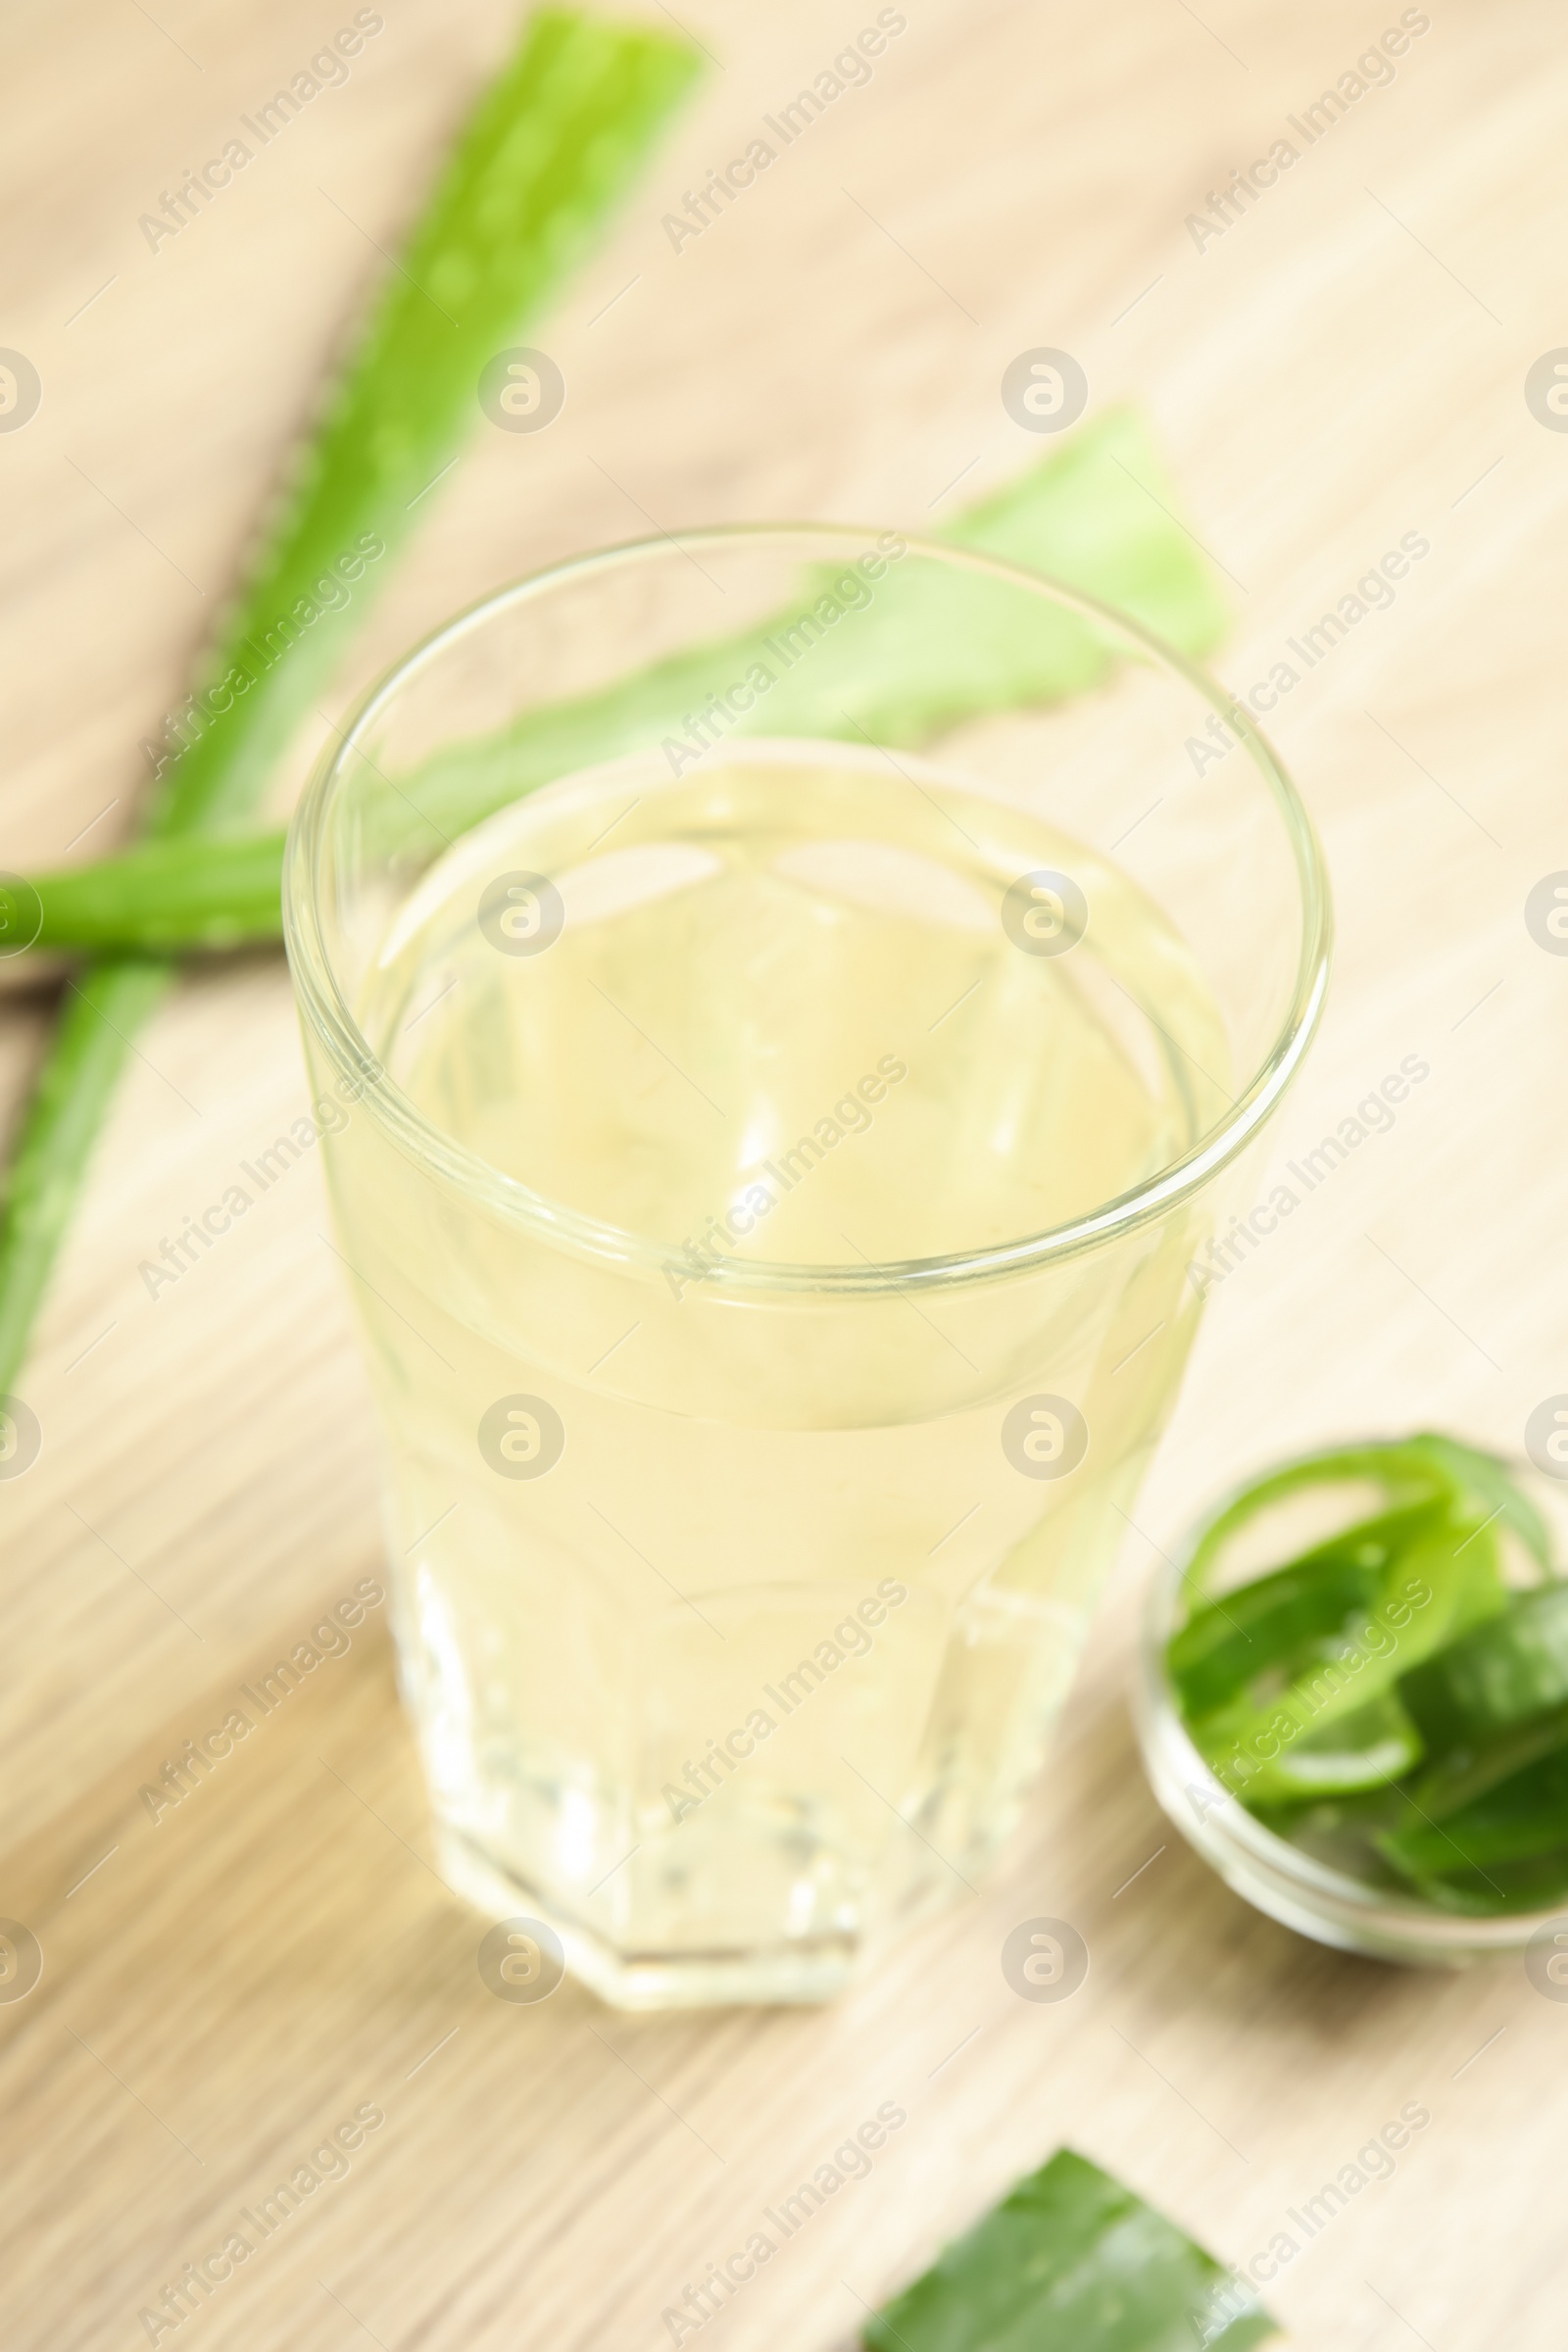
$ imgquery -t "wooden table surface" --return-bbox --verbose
[4,0,1566,2344]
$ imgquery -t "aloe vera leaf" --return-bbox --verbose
[861,2147,1275,2352]
[369,404,1232,854]
[1167,1497,1446,1718]
[1244,1688,1424,1800]
[1397,1582,1568,1755]
[1371,1598,1568,1882]
[1179,1441,1465,1598]
[1380,1742,1568,1881]
[1402,1431,1550,1566]
[0,10,701,1396]
[147,11,703,839]
[1181,1434,1544,1604]
[27,834,284,954]
[17,406,1234,950]
[1399,1697,1568,1825]
[1193,1516,1508,1803]
[0,963,170,1387]
[1399,1841,1568,1916]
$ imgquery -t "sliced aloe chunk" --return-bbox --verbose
[1252,1689,1424,1799]
[862,2148,1275,2352]
[1168,1498,1446,1718]
[1404,1842,1568,1917]
[1191,1514,1506,1802]
[1398,1582,1568,1754]
[1380,1741,1568,1880]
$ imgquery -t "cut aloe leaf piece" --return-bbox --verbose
[1168,1497,1446,1718]
[1399,1698,1568,1826]
[1179,1433,1542,1600]
[1380,1740,1568,1879]
[1247,1689,1424,1800]
[1191,1513,1507,1801]
[1163,1432,1566,1910]
[861,2148,1276,2352]
[1402,1432,1550,1567]
[1398,1582,1568,1754]
[1403,1841,1568,1917]
[1180,1441,1465,1598]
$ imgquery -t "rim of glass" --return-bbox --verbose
[284,521,1333,1297]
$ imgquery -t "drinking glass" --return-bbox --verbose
[283,525,1331,2007]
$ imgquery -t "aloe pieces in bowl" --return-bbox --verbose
[1167,1434,1568,1915]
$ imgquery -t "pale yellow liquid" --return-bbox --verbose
[340,741,1229,2003]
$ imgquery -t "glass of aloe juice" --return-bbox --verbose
[283,525,1330,2007]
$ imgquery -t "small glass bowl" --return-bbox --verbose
[1132,1450,1568,1967]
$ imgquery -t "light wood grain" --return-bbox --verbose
[3,0,1565,2344]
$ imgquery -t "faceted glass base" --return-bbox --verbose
[436,1825,904,2009]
